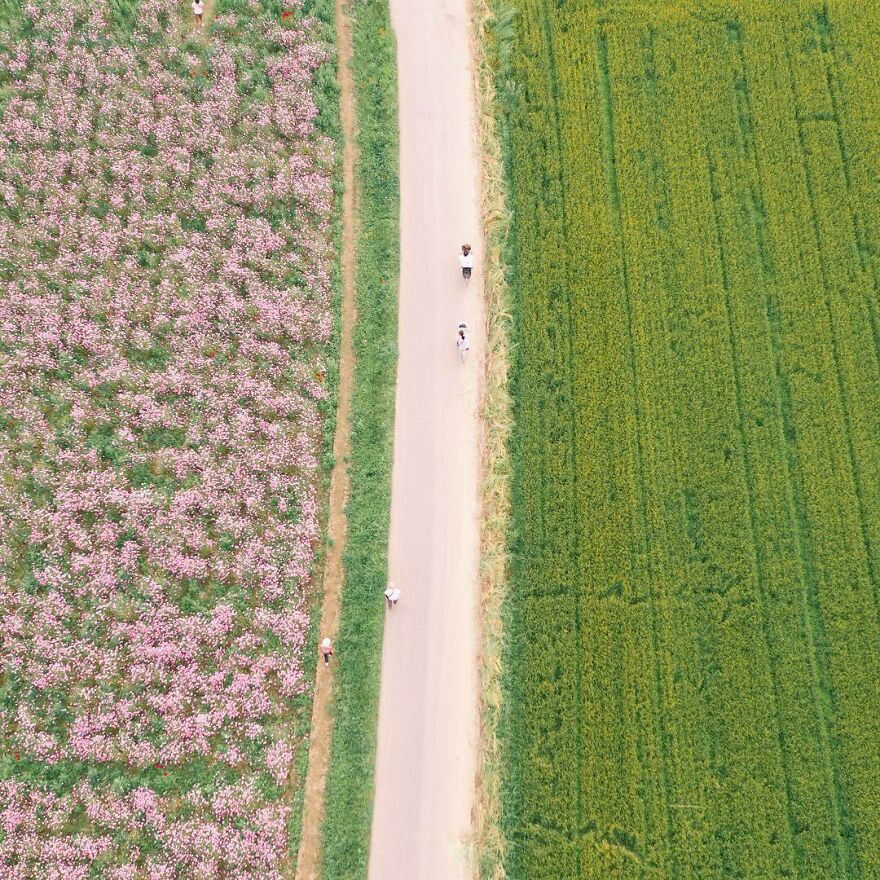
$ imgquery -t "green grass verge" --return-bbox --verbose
[320,1,399,878]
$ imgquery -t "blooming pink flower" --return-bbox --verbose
[0,0,333,874]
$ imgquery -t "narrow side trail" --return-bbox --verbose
[294,0,358,876]
[369,0,484,877]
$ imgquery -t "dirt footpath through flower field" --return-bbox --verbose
[293,0,359,876]
[368,0,484,877]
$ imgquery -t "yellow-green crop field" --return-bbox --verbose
[501,1,880,878]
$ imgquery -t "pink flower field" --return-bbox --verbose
[0,0,336,875]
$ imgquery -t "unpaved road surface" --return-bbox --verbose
[368,1,483,878]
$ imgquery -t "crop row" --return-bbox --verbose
[501,3,880,879]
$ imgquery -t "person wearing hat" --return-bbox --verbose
[459,244,474,281]
[320,637,333,666]
[456,323,470,363]
[384,584,401,610]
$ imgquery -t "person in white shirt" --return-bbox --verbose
[384,585,401,609]
[458,244,474,281]
[456,323,470,362]
[192,0,204,27]
[320,637,333,666]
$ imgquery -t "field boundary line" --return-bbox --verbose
[293,0,358,875]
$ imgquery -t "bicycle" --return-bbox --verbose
[459,244,474,284]
[456,323,470,363]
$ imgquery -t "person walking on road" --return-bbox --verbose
[384,585,401,609]
[192,0,204,27]
[320,637,333,666]
[456,323,470,363]
[458,244,474,282]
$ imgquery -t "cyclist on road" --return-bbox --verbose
[458,244,474,282]
[456,323,470,362]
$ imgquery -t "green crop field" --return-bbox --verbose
[500,2,880,878]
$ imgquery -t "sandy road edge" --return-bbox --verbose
[470,1,514,878]
[294,0,359,876]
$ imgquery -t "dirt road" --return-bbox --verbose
[367,0,483,878]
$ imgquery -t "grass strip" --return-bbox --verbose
[320,0,399,878]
